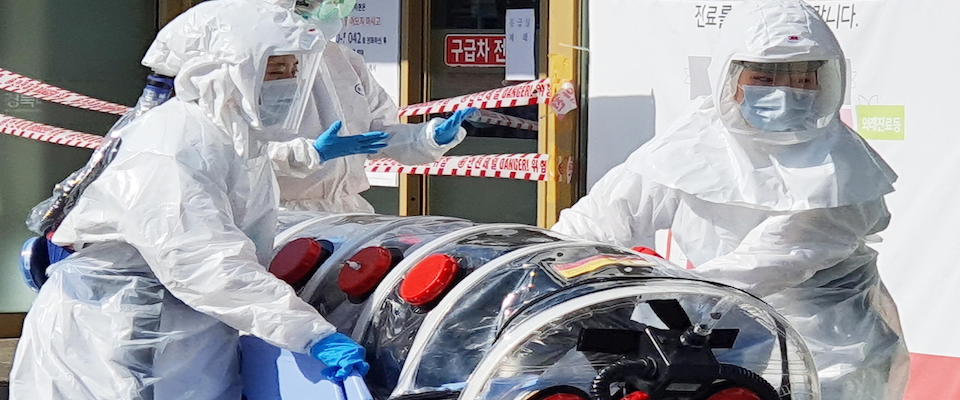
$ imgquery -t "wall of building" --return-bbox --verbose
[0,0,158,313]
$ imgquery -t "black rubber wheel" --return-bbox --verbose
[697,364,781,400]
[591,359,657,400]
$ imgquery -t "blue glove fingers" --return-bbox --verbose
[435,107,478,145]
[342,136,388,154]
[450,107,479,125]
[321,120,344,137]
[334,369,350,381]
[322,359,370,382]
[354,132,390,142]
[321,366,339,381]
[311,333,367,373]
[315,126,390,160]
[437,108,475,132]
[363,143,389,152]
[340,135,388,147]
[334,361,370,381]
[353,361,370,376]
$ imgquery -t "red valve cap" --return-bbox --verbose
[399,254,460,307]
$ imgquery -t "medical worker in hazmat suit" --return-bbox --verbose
[552,1,908,398]
[266,0,476,212]
[11,1,370,399]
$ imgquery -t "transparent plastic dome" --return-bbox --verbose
[392,241,684,397]
[460,281,820,400]
[267,212,821,400]
[353,224,568,397]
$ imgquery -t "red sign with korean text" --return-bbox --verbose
[445,34,507,67]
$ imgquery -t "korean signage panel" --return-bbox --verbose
[336,1,401,104]
[445,34,507,67]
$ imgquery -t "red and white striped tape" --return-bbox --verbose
[467,109,539,131]
[0,113,105,149]
[366,153,551,181]
[0,68,131,115]
[398,78,551,117]
[0,113,558,181]
[0,67,552,120]
[0,69,563,181]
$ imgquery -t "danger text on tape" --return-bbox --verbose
[399,79,551,117]
[366,153,552,181]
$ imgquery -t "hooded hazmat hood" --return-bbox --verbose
[627,0,896,211]
[141,0,327,157]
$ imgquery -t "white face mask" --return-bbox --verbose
[739,85,819,132]
[258,78,299,128]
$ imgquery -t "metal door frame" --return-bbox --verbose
[400,0,584,228]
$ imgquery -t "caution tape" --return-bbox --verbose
[0,113,105,149]
[398,78,551,117]
[467,109,539,131]
[366,153,551,181]
[0,68,567,181]
[0,113,559,181]
[0,68,131,115]
[0,67,553,121]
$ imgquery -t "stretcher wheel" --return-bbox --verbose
[700,364,779,400]
[522,385,591,400]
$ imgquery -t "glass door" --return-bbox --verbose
[426,0,542,224]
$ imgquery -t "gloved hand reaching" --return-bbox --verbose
[313,121,389,161]
[309,333,370,382]
[434,107,478,145]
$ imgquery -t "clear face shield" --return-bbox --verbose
[256,51,323,137]
[719,59,843,135]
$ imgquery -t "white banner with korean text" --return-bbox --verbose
[337,0,401,103]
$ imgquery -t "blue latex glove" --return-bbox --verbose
[434,107,478,145]
[309,333,370,382]
[313,121,389,161]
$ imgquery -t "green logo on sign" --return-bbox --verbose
[856,105,905,140]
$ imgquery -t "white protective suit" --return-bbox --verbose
[553,1,909,399]
[11,1,338,399]
[265,41,465,212]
